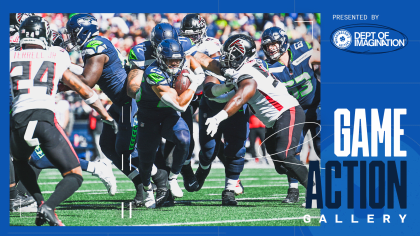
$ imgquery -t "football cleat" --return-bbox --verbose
[282,188,299,203]
[142,187,156,209]
[163,191,175,207]
[36,203,64,226]
[195,165,211,191]
[10,193,36,212]
[234,180,244,196]
[151,169,169,206]
[222,190,238,206]
[180,164,199,192]
[92,159,117,196]
[168,178,183,198]
[127,184,144,208]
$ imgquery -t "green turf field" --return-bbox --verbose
[10,166,320,226]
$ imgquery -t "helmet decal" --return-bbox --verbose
[228,39,245,55]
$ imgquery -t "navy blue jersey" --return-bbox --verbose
[81,36,129,106]
[128,37,197,71]
[136,61,176,113]
[264,41,319,110]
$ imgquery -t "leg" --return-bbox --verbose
[162,114,190,198]
[221,107,249,204]
[179,106,199,192]
[195,103,223,191]
[265,106,308,188]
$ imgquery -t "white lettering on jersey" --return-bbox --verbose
[10,46,71,116]
[232,60,299,128]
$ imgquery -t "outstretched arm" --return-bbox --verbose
[205,78,257,136]
[151,83,196,112]
[62,69,113,122]
[194,52,222,75]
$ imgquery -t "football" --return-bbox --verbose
[173,69,191,95]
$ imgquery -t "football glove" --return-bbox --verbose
[103,119,118,134]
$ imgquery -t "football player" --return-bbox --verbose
[129,38,205,208]
[127,23,200,195]
[179,14,248,203]
[261,27,320,203]
[198,34,309,205]
[24,30,117,196]
[10,16,116,225]
[65,14,168,207]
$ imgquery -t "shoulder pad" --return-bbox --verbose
[129,43,147,69]
[145,66,167,85]
[82,39,108,56]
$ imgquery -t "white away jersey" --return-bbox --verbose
[197,37,222,57]
[232,59,299,128]
[10,46,71,116]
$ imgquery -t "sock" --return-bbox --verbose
[143,183,153,191]
[45,174,83,209]
[80,159,89,172]
[86,161,95,173]
[169,172,178,180]
[289,182,299,189]
[151,164,158,176]
[10,185,17,199]
[14,161,44,205]
[283,156,308,189]
[225,178,237,191]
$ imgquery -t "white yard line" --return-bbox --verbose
[43,184,294,194]
[129,216,320,226]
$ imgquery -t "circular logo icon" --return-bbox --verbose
[333,29,352,49]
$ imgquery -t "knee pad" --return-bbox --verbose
[174,130,190,149]
[225,156,245,174]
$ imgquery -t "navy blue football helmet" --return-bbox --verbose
[65,13,99,51]
[261,27,289,60]
[151,23,179,49]
[155,38,185,76]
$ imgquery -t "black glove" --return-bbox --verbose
[103,119,118,134]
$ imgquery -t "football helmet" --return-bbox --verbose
[261,27,289,61]
[51,30,65,48]
[150,23,179,49]
[155,39,185,76]
[65,13,99,51]
[220,34,256,70]
[19,16,51,50]
[180,14,207,45]
[10,13,34,36]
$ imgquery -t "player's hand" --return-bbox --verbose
[205,116,220,137]
[183,68,205,86]
[103,119,119,134]
[220,68,236,86]
[57,82,72,92]
[205,110,228,137]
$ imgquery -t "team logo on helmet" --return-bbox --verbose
[228,39,245,55]
[198,15,206,27]
[77,17,97,26]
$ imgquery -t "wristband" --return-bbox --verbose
[214,110,228,123]
[84,92,98,105]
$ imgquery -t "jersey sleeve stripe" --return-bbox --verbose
[292,49,312,66]
[285,106,296,157]
[258,89,284,111]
